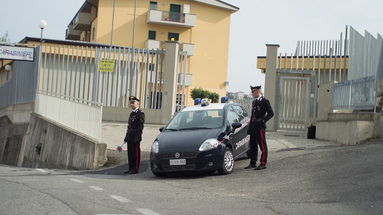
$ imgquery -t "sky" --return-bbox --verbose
[1,0,382,93]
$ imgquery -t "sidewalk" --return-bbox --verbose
[102,123,338,152]
[102,122,162,152]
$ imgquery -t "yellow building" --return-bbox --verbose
[65,0,239,105]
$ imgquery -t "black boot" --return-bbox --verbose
[244,164,256,169]
[255,165,267,171]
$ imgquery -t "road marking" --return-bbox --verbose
[136,208,161,215]
[279,139,297,148]
[89,186,104,191]
[36,168,48,173]
[109,195,131,203]
[96,214,131,215]
[70,179,85,184]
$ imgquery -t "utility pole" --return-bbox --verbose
[110,0,116,46]
[131,0,137,49]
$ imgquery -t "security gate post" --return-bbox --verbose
[161,41,179,124]
[264,44,280,131]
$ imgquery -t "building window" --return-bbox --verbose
[169,4,181,22]
[92,27,96,41]
[150,1,157,10]
[148,30,156,40]
[168,32,179,41]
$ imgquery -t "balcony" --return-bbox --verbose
[146,40,195,56]
[66,25,81,40]
[73,12,92,31]
[180,43,195,56]
[147,10,196,28]
[146,40,161,50]
[178,73,192,86]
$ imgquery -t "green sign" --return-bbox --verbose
[99,59,115,72]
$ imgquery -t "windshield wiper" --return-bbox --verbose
[179,127,212,131]
[165,128,179,131]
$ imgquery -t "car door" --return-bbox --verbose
[232,105,251,156]
[225,106,243,158]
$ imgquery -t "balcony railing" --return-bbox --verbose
[145,40,195,56]
[73,12,92,31]
[66,25,81,40]
[146,40,161,50]
[147,10,196,28]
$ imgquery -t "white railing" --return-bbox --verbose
[332,76,376,111]
[34,93,102,141]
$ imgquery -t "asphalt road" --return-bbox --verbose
[1,141,382,215]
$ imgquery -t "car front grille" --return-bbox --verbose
[159,152,198,159]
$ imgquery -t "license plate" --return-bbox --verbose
[169,159,186,166]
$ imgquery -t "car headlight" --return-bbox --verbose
[199,139,220,152]
[151,141,159,154]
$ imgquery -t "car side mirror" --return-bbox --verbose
[232,122,242,130]
[159,127,165,132]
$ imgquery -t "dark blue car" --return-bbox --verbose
[150,102,251,176]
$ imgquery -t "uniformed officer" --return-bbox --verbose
[124,96,145,174]
[245,86,274,170]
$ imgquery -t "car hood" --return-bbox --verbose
[156,128,222,152]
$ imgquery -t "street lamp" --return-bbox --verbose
[4,65,12,72]
[38,20,47,44]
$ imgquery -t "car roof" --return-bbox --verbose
[181,103,231,112]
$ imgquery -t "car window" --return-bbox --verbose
[233,105,249,122]
[167,109,224,130]
[226,107,240,125]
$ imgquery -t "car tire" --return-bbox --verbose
[218,148,235,175]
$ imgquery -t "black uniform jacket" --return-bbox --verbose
[125,109,145,142]
[248,97,274,133]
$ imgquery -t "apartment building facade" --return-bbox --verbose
[65,0,239,106]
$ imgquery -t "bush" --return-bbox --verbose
[209,92,219,103]
[191,88,220,103]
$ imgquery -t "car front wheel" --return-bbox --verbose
[218,148,234,175]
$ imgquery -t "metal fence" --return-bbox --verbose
[0,50,38,109]
[332,76,376,110]
[231,98,252,114]
[38,45,168,109]
[348,27,383,81]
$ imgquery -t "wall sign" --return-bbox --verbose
[0,45,34,61]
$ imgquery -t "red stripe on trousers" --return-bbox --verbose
[259,129,267,166]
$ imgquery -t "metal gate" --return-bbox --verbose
[37,44,189,110]
[277,76,311,130]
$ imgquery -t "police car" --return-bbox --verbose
[150,99,251,176]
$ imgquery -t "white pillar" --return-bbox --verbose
[264,44,279,131]
[161,42,179,124]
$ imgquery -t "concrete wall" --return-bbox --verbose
[317,113,381,145]
[0,103,34,124]
[103,107,164,124]
[317,82,333,121]
[34,93,102,141]
[21,113,107,170]
[0,116,28,166]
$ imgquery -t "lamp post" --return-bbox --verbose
[110,0,116,45]
[38,20,47,45]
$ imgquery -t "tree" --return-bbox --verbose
[0,31,10,43]
[191,88,220,103]
[209,92,219,103]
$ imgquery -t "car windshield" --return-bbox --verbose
[166,109,224,130]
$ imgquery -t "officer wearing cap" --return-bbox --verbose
[124,96,145,174]
[245,86,274,170]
